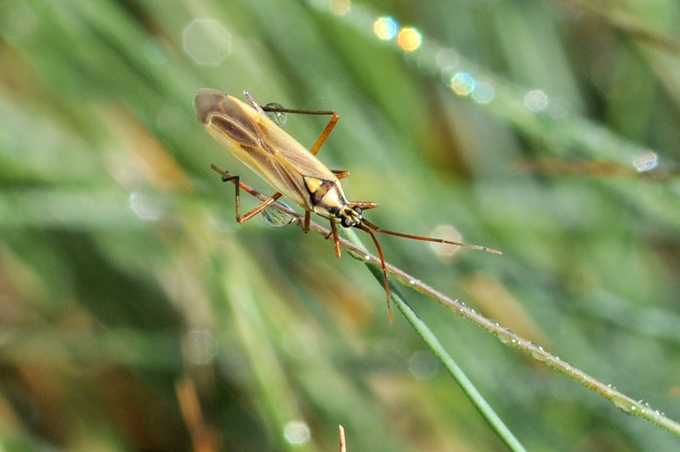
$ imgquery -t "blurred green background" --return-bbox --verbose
[1,0,680,450]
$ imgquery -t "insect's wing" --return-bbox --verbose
[195,89,318,209]
[254,115,338,181]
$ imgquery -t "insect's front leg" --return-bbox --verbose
[329,220,342,258]
[331,169,350,179]
[302,211,311,233]
[349,201,379,211]
[243,90,265,114]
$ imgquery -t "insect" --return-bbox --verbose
[194,88,501,321]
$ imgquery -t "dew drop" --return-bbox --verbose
[264,103,288,127]
[262,201,295,227]
[529,342,544,352]
[638,400,650,410]
[613,399,634,414]
[498,335,513,346]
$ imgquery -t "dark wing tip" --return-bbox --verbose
[193,88,227,125]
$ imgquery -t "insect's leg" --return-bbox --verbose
[302,211,311,233]
[211,164,283,224]
[329,219,342,258]
[243,91,264,114]
[331,169,350,179]
[235,190,283,224]
[222,174,283,224]
[323,220,334,239]
[308,112,338,156]
[349,201,379,211]
[260,104,339,156]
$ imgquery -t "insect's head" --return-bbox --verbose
[339,205,363,228]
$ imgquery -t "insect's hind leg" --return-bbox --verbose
[210,164,283,224]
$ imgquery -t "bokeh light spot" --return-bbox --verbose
[374,16,398,40]
[450,72,475,96]
[283,325,318,358]
[429,225,463,259]
[284,420,311,445]
[329,0,350,16]
[546,97,570,120]
[184,329,218,365]
[633,150,658,172]
[129,192,162,221]
[397,27,421,51]
[524,89,549,112]
[409,351,438,380]
[436,48,459,71]
[472,79,495,104]
[183,19,232,66]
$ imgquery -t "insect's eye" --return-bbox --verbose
[341,217,352,228]
[353,206,362,215]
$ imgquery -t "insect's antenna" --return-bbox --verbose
[357,223,394,323]
[361,219,502,255]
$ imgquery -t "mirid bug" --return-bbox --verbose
[194,89,500,321]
